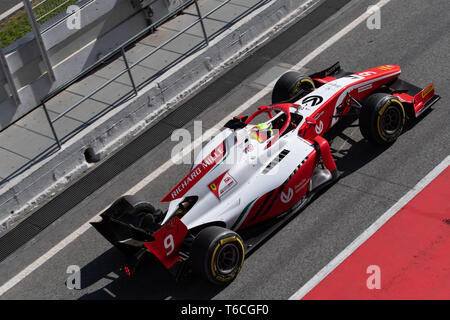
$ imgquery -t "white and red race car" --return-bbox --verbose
[92,63,440,285]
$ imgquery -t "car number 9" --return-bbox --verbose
[164,234,175,256]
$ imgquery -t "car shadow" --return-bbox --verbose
[78,246,222,300]
[325,108,434,178]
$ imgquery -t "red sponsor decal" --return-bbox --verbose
[413,83,435,114]
[161,142,226,202]
[144,216,188,269]
[208,170,237,200]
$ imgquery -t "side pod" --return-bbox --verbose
[313,136,338,178]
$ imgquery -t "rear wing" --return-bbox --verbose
[309,61,342,79]
[309,62,354,84]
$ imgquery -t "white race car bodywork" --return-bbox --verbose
[162,113,317,231]
[160,71,395,232]
[92,63,439,281]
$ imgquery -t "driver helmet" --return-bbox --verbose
[250,123,273,143]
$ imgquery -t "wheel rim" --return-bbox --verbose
[290,79,314,98]
[215,243,240,275]
[380,105,402,136]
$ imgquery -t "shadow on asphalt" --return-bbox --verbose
[326,108,434,179]
[78,247,222,300]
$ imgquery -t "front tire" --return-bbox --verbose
[272,72,315,105]
[359,93,406,145]
[190,226,245,285]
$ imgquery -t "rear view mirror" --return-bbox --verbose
[305,116,317,126]
[225,117,247,130]
[237,115,249,122]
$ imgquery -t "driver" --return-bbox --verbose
[250,122,273,143]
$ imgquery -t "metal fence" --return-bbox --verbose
[33,0,76,23]
[0,0,94,99]
[0,0,270,184]
[34,0,95,31]
[41,0,270,149]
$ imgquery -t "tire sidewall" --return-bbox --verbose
[207,234,245,284]
[360,94,406,145]
[191,227,245,285]
[289,77,315,98]
[376,98,406,143]
[272,72,315,104]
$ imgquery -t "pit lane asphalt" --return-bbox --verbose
[0,0,449,300]
[0,1,20,15]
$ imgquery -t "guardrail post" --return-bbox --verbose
[23,0,56,82]
[121,48,138,95]
[0,46,20,106]
[194,0,209,46]
[42,102,61,149]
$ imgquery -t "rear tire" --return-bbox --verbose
[272,72,315,105]
[93,196,157,256]
[359,93,406,145]
[111,196,163,233]
[190,226,245,285]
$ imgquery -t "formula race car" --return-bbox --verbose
[92,63,440,285]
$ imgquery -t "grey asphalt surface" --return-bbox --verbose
[0,0,21,15]
[0,0,449,300]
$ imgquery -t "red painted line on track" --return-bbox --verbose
[303,167,450,300]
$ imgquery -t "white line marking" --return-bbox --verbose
[102,288,116,298]
[0,3,24,22]
[289,154,450,300]
[0,0,392,296]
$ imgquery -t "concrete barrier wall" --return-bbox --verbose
[0,0,191,130]
[0,0,321,233]
[0,70,8,102]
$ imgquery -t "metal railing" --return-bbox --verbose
[33,0,75,22]
[40,0,269,149]
[0,0,197,136]
[0,0,94,100]
[0,47,20,105]
[36,0,95,32]
[0,0,270,185]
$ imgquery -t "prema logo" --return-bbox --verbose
[302,95,324,107]
[280,188,294,204]
[315,120,324,134]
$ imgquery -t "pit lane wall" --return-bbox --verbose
[0,0,322,233]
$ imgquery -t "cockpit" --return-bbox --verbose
[245,104,303,143]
